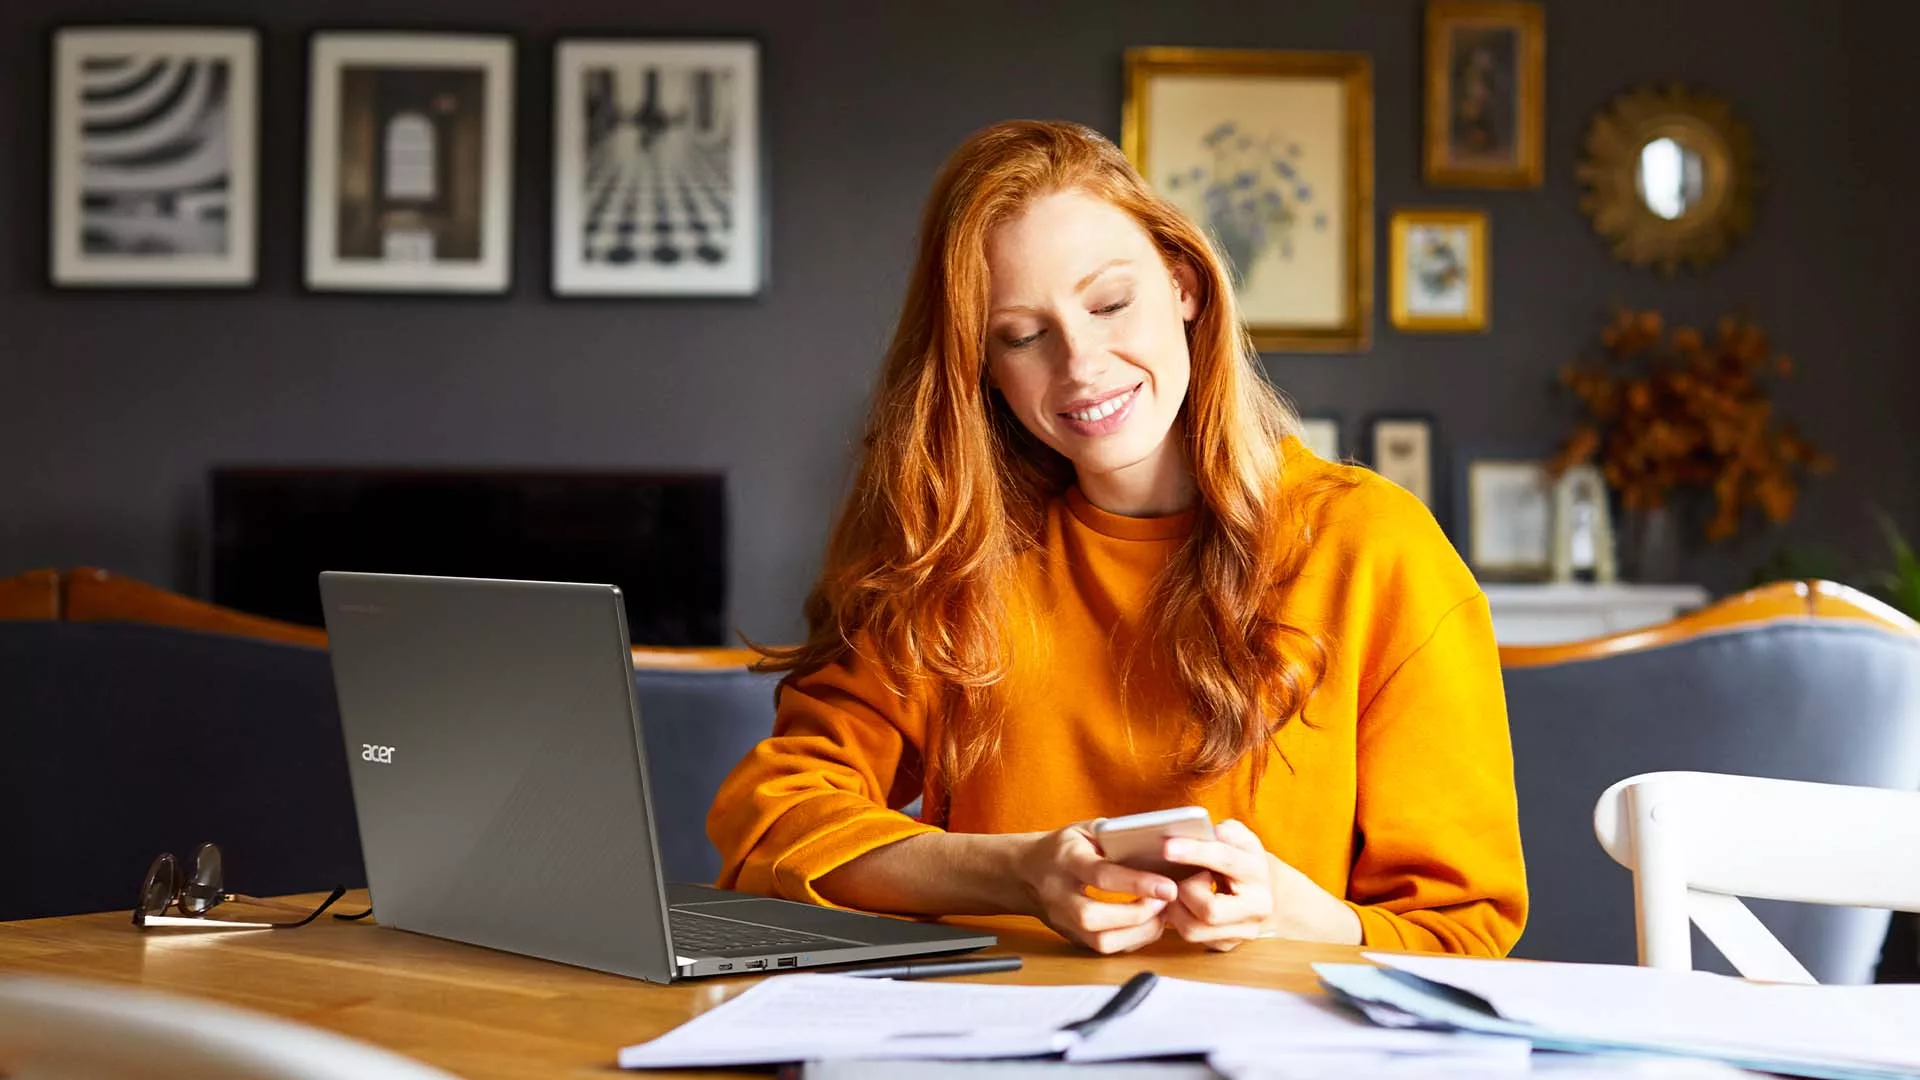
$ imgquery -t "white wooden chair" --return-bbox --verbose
[1593,770,1920,984]
[0,975,459,1080]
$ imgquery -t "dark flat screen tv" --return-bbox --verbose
[208,468,727,645]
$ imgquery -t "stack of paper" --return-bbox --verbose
[615,972,1524,1071]
[1318,953,1920,1080]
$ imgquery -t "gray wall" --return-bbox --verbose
[2,0,1914,642]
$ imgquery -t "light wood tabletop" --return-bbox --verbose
[0,890,1372,1079]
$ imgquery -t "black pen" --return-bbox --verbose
[837,955,1025,980]
[1059,970,1159,1039]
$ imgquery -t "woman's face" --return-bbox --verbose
[984,190,1199,509]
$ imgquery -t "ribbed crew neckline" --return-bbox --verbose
[1063,485,1195,541]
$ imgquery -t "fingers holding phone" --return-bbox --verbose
[1017,824,1170,955]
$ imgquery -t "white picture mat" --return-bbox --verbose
[552,39,761,296]
[304,33,514,292]
[51,27,259,286]
[1143,74,1348,328]
[1372,419,1433,506]
[1470,460,1553,571]
[1299,417,1340,461]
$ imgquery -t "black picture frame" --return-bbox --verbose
[47,23,263,292]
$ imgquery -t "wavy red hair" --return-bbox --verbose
[758,120,1334,792]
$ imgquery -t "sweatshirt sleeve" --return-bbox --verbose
[706,644,943,905]
[1343,591,1530,956]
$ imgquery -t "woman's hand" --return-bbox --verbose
[1159,819,1362,951]
[1014,823,1179,954]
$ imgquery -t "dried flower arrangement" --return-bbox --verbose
[1549,308,1833,542]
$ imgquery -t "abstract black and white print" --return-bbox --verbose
[552,40,759,296]
[579,65,736,269]
[77,54,232,257]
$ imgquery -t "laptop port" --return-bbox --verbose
[717,963,733,972]
[746,959,767,970]
[777,957,798,968]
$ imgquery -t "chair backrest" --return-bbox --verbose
[0,974,457,1079]
[628,648,781,883]
[63,566,328,647]
[0,568,61,620]
[1502,580,1920,984]
[1594,770,1920,983]
[0,619,366,922]
[0,568,786,916]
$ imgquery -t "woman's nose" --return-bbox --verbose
[1057,317,1110,383]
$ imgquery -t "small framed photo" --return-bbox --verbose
[304,32,515,293]
[1466,459,1553,580]
[553,39,763,297]
[1390,209,1488,333]
[1298,415,1342,461]
[1368,416,1436,509]
[49,27,259,288]
[1124,47,1374,352]
[1424,1,1544,189]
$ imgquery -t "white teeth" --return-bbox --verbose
[1067,389,1131,423]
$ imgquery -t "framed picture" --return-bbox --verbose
[304,32,514,293]
[1123,48,1373,352]
[1423,1,1544,189]
[1466,459,1553,580]
[553,39,763,297]
[1297,414,1342,461]
[1389,208,1488,332]
[1368,416,1435,509]
[49,27,259,288]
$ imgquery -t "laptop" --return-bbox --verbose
[318,571,995,983]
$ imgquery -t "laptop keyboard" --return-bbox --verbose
[669,908,843,956]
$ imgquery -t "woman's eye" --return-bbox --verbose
[1005,329,1042,349]
[1094,297,1134,316]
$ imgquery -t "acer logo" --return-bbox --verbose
[361,744,396,764]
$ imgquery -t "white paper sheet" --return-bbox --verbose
[1066,975,1528,1063]
[1369,953,1920,1072]
[616,973,1110,1068]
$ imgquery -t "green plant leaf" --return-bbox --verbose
[1870,506,1920,621]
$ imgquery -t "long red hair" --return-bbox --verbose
[758,119,1332,792]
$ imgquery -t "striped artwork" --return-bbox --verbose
[51,28,258,287]
[77,54,233,257]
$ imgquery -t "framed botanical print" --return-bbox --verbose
[1123,47,1374,352]
[553,39,763,297]
[49,27,259,288]
[304,32,515,293]
[1424,1,1545,189]
[1389,208,1488,332]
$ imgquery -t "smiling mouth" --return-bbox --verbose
[1061,384,1141,423]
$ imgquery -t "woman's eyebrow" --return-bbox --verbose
[1074,258,1133,292]
[990,258,1136,317]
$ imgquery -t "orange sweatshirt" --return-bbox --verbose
[709,445,1528,956]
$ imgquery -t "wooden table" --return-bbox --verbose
[0,891,1369,1079]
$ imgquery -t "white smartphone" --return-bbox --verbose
[1091,806,1215,878]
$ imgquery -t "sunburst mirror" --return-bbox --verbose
[1576,84,1759,275]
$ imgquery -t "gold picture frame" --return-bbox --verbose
[1390,208,1488,333]
[1123,47,1373,353]
[1423,1,1544,189]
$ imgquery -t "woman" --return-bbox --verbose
[709,120,1526,957]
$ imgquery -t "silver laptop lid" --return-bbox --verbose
[319,571,676,983]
